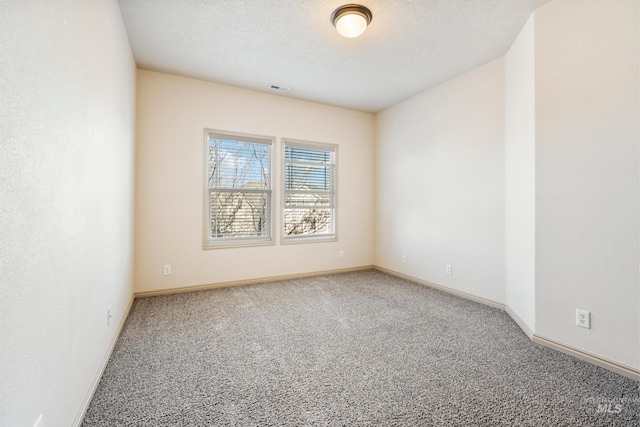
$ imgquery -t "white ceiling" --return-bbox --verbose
[118,0,550,113]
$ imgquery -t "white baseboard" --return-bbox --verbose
[134,265,375,298]
[374,266,639,381]
[73,294,135,427]
[374,266,505,310]
[533,334,640,381]
[505,305,534,339]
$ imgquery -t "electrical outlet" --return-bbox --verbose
[446,264,452,275]
[338,250,344,259]
[107,308,112,327]
[163,265,172,276]
[402,254,407,264]
[576,309,591,329]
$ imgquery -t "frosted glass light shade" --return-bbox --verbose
[331,5,372,38]
[335,13,368,38]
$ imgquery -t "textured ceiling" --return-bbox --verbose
[118,0,551,113]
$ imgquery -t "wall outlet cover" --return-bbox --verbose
[576,309,591,329]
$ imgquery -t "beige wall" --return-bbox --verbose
[135,71,375,293]
[375,58,506,304]
[0,0,136,426]
[535,0,639,369]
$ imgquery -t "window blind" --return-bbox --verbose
[283,142,336,238]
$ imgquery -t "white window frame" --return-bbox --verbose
[203,129,275,249]
[282,139,337,243]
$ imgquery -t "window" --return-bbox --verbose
[283,140,336,241]
[204,130,273,248]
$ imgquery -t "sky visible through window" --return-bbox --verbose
[208,138,270,189]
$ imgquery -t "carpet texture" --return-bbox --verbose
[83,270,639,426]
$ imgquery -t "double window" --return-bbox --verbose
[204,130,336,248]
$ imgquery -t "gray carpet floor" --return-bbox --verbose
[83,270,639,426]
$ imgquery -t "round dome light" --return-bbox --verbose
[331,4,373,38]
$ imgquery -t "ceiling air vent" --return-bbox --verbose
[269,84,291,93]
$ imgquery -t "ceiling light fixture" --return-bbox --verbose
[331,4,372,38]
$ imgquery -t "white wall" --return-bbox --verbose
[135,71,375,293]
[375,59,506,304]
[0,1,136,426]
[535,0,639,369]
[505,15,536,334]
